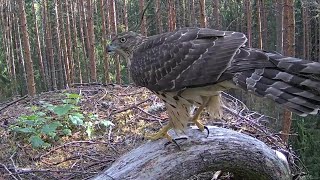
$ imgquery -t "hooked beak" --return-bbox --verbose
[106,44,117,53]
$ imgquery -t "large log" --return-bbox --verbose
[94,126,291,180]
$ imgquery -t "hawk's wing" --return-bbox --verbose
[130,27,247,92]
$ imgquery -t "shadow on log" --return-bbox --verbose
[94,126,291,180]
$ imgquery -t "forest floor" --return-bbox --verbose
[0,84,300,180]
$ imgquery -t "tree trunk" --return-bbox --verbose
[123,0,129,32]
[78,0,90,82]
[275,0,283,53]
[86,0,97,82]
[44,0,57,90]
[212,0,221,29]
[256,0,263,49]
[94,127,291,180]
[17,0,36,96]
[32,0,46,91]
[70,1,82,84]
[100,0,110,84]
[58,0,71,87]
[109,0,121,84]
[281,0,295,144]
[53,0,65,89]
[65,0,75,84]
[261,0,267,48]
[245,0,252,47]
[139,0,147,35]
[155,0,163,33]
[199,0,207,28]
[190,0,195,27]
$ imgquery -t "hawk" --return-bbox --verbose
[107,27,320,142]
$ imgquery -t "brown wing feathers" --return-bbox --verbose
[130,28,247,91]
[232,49,320,116]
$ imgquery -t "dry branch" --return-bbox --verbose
[94,126,291,180]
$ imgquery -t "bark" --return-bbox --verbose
[155,0,163,33]
[86,0,97,82]
[245,0,252,47]
[78,0,90,82]
[199,0,207,28]
[109,0,121,83]
[31,0,46,90]
[257,0,263,49]
[212,0,221,29]
[275,0,283,53]
[100,0,110,83]
[168,0,176,31]
[17,0,36,96]
[181,0,186,27]
[65,0,75,84]
[44,0,57,90]
[94,127,291,180]
[139,0,147,35]
[54,0,65,89]
[70,1,82,84]
[190,0,195,27]
[123,0,128,31]
[58,0,71,87]
[261,0,267,48]
[281,0,295,144]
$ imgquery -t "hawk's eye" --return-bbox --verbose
[119,37,126,43]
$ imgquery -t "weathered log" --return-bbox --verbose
[94,126,291,180]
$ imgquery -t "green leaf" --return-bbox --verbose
[20,115,38,120]
[67,93,82,99]
[89,114,98,120]
[62,128,72,136]
[29,135,44,148]
[100,120,114,128]
[69,114,84,125]
[12,127,36,133]
[31,106,39,112]
[41,122,62,137]
[42,143,51,149]
[53,104,73,116]
[36,111,46,117]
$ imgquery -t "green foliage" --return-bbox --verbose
[291,115,320,179]
[10,93,114,148]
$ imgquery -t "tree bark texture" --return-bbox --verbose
[94,126,290,180]
[17,0,36,96]
[281,0,295,144]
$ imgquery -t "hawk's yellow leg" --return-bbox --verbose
[145,122,173,141]
[191,97,211,132]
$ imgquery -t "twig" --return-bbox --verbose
[9,150,21,179]
[109,98,151,115]
[0,163,19,180]
[0,95,28,112]
[135,106,164,121]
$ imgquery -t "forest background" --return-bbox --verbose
[0,0,320,178]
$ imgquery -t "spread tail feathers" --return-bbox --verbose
[233,52,320,116]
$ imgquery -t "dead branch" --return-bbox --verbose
[94,126,291,180]
[0,95,28,112]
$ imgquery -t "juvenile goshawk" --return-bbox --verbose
[107,27,320,142]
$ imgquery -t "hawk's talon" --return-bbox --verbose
[164,137,188,150]
[204,125,210,138]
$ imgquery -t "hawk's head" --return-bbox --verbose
[107,32,145,60]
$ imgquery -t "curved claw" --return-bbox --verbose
[164,137,188,150]
[204,125,210,138]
